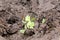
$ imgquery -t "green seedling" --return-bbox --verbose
[20,15,35,34]
[42,18,46,24]
[24,15,35,29]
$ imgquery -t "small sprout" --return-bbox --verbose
[42,18,46,24]
[20,29,25,34]
[20,15,35,34]
[24,15,35,29]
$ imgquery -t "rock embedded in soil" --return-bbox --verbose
[24,29,35,36]
[6,16,20,24]
[7,23,20,34]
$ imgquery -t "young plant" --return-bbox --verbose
[20,15,35,34]
[42,18,46,24]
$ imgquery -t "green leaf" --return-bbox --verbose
[21,15,35,31]
[25,15,30,22]
[20,29,25,33]
[29,22,34,29]
[42,18,46,24]
[26,21,31,28]
[27,21,34,29]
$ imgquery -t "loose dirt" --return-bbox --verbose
[0,0,60,40]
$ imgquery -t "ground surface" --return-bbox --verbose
[0,0,60,40]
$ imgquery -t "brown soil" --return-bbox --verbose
[0,0,60,40]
